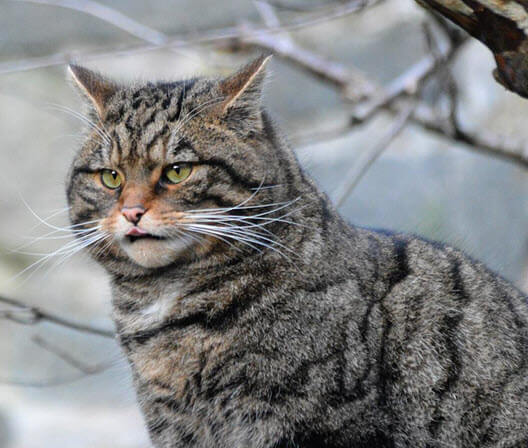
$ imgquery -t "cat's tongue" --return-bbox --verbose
[126,227,149,237]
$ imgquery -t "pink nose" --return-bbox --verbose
[122,206,145,225]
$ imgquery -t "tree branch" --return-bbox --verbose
[352,30,468,123]
[0,0,380,75]
[416,0,528,98]
[18,0,167,45]
[241,0,376,100]
[0,335,114,388]
[290,14,528,170]
[31,334,114,374]
[0,295,114,338]
[335,103,416,207]
[411,106,528,168]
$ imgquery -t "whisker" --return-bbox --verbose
[184,198,294,215]
[46,103,111,144]
[91,235,114,259]
[186,204,309,231]
[19,196,101,234]
[172,96,226,135]
[209,225,296,257]
[14,225,102,253]
[183,226,260,254]
[168,228,210,254]
[249,184,283,191]
[183,223,293,260]
[11,230,102,257]
[52,233,112,271]
[46,103,111,139]
[10,231,108,284]
[26,206,71,232]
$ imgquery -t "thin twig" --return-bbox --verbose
[411,108,528,168]
[0,295,114,338]
[352,35,467,123]
[264,0,350,13]
[0,373,92,388]
[19,0,167,44]
[16,0,209,66]
[0,0,379,75]
[247,0,376,100]
[32,334,114,374]
[335,104,415,207]
[0,334,116,388]
[292,105,528,169]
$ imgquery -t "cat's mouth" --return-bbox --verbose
[125,227,166,243]
[119,226,188,268]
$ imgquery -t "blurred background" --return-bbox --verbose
[1,0,527,446]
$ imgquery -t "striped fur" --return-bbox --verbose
[66,58,528,447]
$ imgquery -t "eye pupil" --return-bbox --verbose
[173,165,181,174]
[111,171,117,179]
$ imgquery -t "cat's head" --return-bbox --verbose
[66,56,303,274]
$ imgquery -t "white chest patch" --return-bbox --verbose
[137,282,184,325]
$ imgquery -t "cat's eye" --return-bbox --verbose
[101,169,123,189]
[163,163,192,185]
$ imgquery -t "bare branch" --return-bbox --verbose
[0,0,380,75]
[352,32,468,123]
[18,0,167,44]
[16,0,210,66]
[0,373,90,388]
[0,295,114,338]
[411,107,528,168]
[247,0,376,100]
[31,335,114,374]
[254,0,285,29]
[0,335,115,388]
[416,0,528,98]
[264,0,351,13]
[293,104,528,170]
[0,43,159,75]
[335,104,415,207]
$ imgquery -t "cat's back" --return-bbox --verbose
[350,226,528,445]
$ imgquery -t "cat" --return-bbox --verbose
[66,56,528,447]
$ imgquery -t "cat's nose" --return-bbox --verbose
[122,206,146,225]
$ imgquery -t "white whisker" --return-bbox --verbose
[47,104,111,144]
[46,103,111,144]
[183,223,293,260]
[19,196,101,235]
[250,184,283,191]
[172,96,226,136]
[11,230,102,256]
[14,224,102,253]
[184,226,260,254]
[10,231,108,284]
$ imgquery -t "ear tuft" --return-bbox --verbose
[219,55,271,113]
[68,64,118,117]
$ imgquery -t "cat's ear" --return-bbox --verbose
[217,55,271,128]
[68,64,118,117]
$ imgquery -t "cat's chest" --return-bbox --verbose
[128,324,234,403]
[113,280,185,331]
[113,281,237,401]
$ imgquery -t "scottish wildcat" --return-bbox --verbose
[66,56,528,447]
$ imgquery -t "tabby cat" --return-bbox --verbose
[66,56,528,447]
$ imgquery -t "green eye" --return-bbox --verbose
[163,163,192,184]
[101,169,123,189]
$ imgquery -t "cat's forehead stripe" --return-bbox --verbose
[102,79,207,163]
